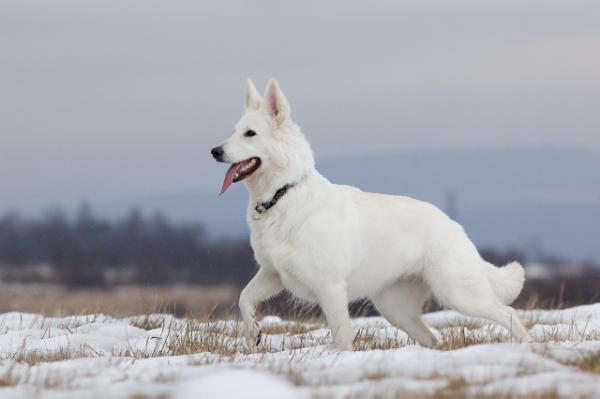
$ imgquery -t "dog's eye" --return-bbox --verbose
[244,130,257,138]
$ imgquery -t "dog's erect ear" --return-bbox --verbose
[245,78,262,111]
[264,79,291,125]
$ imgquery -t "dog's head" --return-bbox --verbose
[212,79,314,195]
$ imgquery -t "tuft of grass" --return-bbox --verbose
[566,351,600,375]
[0,367,20,387]
[130,314,166,331]
[9,346,91,365]
[577,352,600,374]
[353,328,409,351]
[167,318,240,356]
[436,324,508,351]
[360,369,394,381]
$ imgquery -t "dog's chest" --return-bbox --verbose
[249,212,293,267]
[251,223,309,296]
[249,210,316,286]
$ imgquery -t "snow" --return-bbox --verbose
[175,369,304,399]
[0,305,598,398]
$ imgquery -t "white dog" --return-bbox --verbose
[211,79,528,351]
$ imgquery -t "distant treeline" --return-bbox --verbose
[1,206,599,307]
[0,206,256,287]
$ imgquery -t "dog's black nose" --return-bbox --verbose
[211,146,224,161]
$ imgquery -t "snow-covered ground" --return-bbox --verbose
[0,305,599,398]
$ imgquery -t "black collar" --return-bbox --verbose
[254,183,296,215]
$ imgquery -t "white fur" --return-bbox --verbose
[215,78,529,351]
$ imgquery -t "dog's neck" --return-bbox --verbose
[245,165,315,210]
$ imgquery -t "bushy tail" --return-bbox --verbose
[486,261,525,305]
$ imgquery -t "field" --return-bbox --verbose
[0,284,240,317]
[0,302,599,398]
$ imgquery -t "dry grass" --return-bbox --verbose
[9,346,91,365]
[315,377,570,399]
[398,389,567,399]
[575,351,600,374]
[130,313,168,331]
[555,350,600,375]
[0,283,239,317]
[353,327,409,351]
[166,319,241,357]
[3,309,595,364]
[0,367,20,387]
[123,310,599,358]
[260,321,321,335]
[437,324,509,350]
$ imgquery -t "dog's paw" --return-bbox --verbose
[332,331,354,352]
[240,321,261,353]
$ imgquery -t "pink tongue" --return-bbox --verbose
[220,162,244,195]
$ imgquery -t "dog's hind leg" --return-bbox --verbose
[372,279,437,348]
[426,261,530,342]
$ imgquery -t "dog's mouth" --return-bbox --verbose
[220,157,261,195]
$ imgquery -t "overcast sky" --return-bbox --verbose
[1,0,599,212]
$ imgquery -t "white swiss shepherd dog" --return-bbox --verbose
[211,78,529,351]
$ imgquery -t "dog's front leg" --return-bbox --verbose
[239,267,283,352]
[316,282,353,351]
